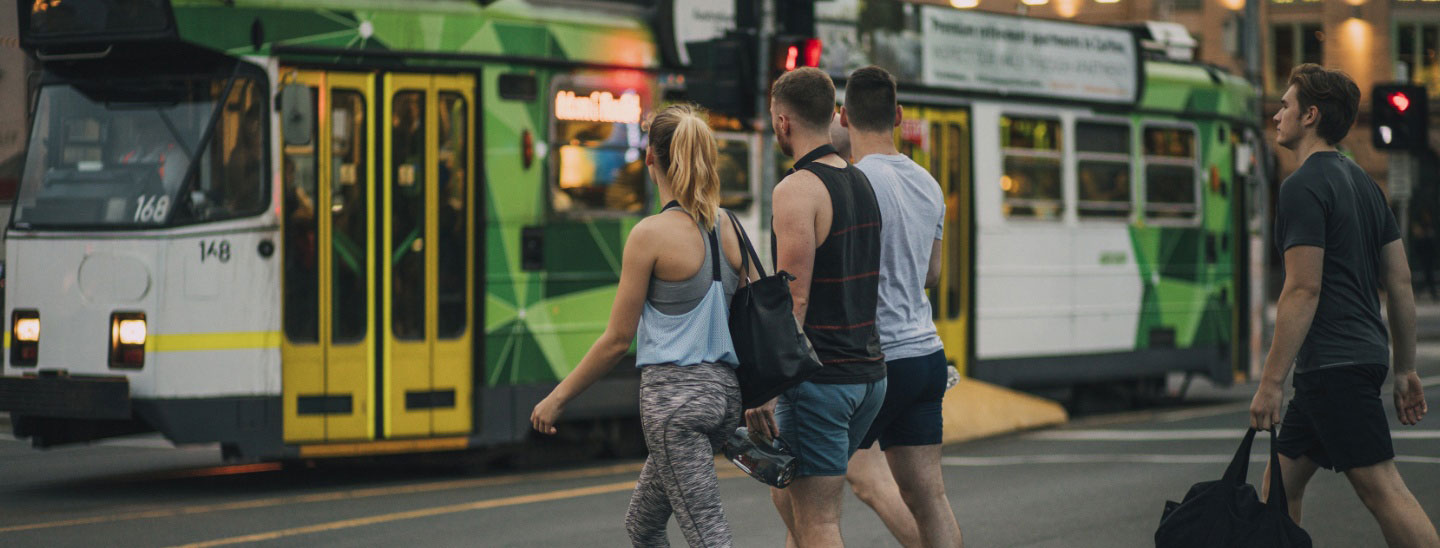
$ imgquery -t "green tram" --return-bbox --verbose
[0,1,1263,459]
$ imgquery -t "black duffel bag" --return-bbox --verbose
[724,210,823,409]
[1155,428,1311,547]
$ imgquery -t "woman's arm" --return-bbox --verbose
[531,223,656,434]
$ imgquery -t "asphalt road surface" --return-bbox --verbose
[2,345,1438,547]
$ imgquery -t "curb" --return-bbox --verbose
[941,378,1069,444]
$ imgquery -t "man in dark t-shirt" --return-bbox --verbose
[1252,64,1437,545]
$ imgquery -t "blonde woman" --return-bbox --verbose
[532,104,755,547]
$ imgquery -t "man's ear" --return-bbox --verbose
[895,104,903,128]
[1303,104,1321,129]
[839,107,850,129]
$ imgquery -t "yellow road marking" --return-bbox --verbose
[174,466,750,548]
[0,462,645,534]
[170,480,639,548]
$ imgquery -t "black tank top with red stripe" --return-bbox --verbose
[788,146,886,384]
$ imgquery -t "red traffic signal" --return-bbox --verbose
[1389,91,1411,113]
[1372,83,1428,150]
[779,38,822,72]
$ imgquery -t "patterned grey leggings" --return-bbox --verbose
[625,363,743,548]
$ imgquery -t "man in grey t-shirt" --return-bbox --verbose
[844,65,962,548]
[1252,64,1435,544]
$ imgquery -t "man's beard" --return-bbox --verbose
[776,130,794,158]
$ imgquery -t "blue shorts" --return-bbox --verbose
[775,377,887,477]
[859,349,947,450]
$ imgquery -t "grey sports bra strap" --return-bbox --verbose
[665,201,722,283]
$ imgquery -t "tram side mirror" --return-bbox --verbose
[280,83,314,147]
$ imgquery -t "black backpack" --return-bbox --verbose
[1155,428,1311,547]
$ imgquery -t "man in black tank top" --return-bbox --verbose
[744,67,888,548]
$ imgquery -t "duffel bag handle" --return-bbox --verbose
[1222,428,1259,484]
[1223,428,1292,515]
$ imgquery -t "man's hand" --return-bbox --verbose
[744,397,780,441]
[1249,381,1285,431]
[1395,371,1429,426]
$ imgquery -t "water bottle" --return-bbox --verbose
[722,426,796,489]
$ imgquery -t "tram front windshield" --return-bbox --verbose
[13,73,266,228]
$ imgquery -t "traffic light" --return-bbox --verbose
[774,36,822,73]
[1372,83,1428,150]
[686,33,756,121]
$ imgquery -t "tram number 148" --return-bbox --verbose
[199,240,232,263]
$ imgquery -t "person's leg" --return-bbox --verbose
[786,475,849,547]
[1345,460,1440,548]
[885,444,962,548]
[773,381,871,547]
[1261,452,1320,524]
[625,455,673,547]
[650,373,736,547]
[846,446,922,547]
[773,488,800,548]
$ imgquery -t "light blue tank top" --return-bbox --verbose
[635,207,740,368]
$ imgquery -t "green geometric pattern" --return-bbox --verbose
[1129,61,1255,355]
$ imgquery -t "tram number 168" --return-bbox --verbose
[199,240,232,263]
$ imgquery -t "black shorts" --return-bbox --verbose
[859,349,947,450]
[1275,363,1395,472]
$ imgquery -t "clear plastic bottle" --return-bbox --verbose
[722,426,797,488]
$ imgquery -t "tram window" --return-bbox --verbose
[551,117,646,216]
[716,138,751,209]
[437,92,469,339]
[391,91,427,341]
[1076,122,1131,220]
[999,116,1062,220]
[1143,127,1199,220]
[14,71,268,227]
[331,89,368,344]
[284,87,320,343]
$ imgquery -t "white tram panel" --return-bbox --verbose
[5,237,161,395]
[971,103,1143,361]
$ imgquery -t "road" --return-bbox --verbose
[2,344,1438,546]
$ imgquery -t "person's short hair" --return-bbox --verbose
[1287,64,1361,145]
[771,67,836,130]
[843,66,897,132]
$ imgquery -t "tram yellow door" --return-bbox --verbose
[281,71,378,443]
[899,108,973,375]
[382,74,475,438]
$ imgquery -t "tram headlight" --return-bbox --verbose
[109,312,146,369]
[10,310,39,367]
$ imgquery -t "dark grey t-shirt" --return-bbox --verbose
[1273,151,1401,373]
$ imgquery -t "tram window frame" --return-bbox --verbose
[713,132,755,211]
[999,114,1064,222]
[1075,119,1133,222]
[546,77,651,220]
[1141,123,1202,225]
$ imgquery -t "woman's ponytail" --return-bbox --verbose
[649,104,720,229]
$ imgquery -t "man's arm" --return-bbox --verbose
[1249,245,1323,430]
[744,173,820,440]
[771,174,820,324]
[1381,239,1427,425]
[925,239,942,289]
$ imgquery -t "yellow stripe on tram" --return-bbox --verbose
[2,331,280,351]
[147,331,283,352]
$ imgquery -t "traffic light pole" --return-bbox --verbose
[754,0,776,244]
[1390,151,1415,250]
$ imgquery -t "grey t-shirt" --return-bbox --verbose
[855,153,945,361]
[1273,151,1400,373]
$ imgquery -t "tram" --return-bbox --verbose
[0,0,1263,459]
